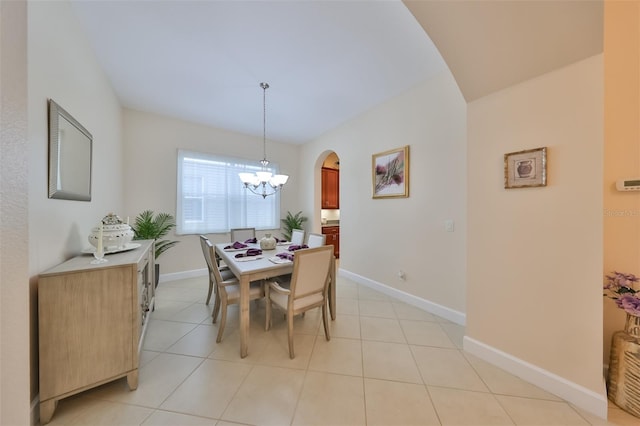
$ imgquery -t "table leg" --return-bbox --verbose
[240,276,250,358]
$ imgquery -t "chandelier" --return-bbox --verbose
[239,82,289,198]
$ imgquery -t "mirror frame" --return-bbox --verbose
[48,99,93,201]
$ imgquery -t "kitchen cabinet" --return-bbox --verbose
[38,240,155,424]
[321,167,339,209]
[322,226,339,258]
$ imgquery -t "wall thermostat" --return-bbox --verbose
[616,178,640,191]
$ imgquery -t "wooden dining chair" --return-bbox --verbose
[264,245,333,358]
[230,227,256,242]
[200,235,222,306]
[305,233,334,320]
[306,232,326,248]
[200,236,264,342]
[290,228,305,245]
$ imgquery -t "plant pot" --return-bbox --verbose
[607,314,640,418]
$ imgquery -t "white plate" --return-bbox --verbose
[224,247,248,252]
[83,242,141,255]
[268,256,292,264]
[235,255,263,262]
[276,241,291,246]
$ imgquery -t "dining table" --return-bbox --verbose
[215,241,336,358]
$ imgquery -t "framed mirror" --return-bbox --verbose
[48,99,92,201]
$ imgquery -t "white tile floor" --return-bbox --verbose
[44,275,639,426]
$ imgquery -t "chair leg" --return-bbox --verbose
[216,302,227,343]
[206,281,213,305]
[322,301,331,341]
[288,310,295,359]
[212,293,221,324]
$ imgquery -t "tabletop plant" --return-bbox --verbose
[281,210,307,241]
[131,210,179,260]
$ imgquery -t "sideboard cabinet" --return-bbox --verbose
[38,240,155,424]
[322,226,340,258]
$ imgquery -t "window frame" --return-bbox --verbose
[176,149,282,235]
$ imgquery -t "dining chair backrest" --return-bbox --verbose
[205,239,227,285]
[199,236,225,282]
[290,245,333,303]
[231,227,256,242]
[290,228,305,245]
[199,235,215,278]
[199,235,217,305]
[306,233,326,248]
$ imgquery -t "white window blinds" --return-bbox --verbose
[176,149,281,234]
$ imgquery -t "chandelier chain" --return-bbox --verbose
[238,81,288,198]
[261,82,269,164]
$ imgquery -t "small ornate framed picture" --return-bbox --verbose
[504,147,547,189]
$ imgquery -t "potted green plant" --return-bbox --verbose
[131,210,179,287]
[281,210,308,241]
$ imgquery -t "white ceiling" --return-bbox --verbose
[70,0,447,145]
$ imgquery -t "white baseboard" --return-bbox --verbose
[159,268,207,284]
[338,269,466,326]
[464,336,608,420]
[31,394,39,426]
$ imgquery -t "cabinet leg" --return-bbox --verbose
[127,369,139,390]
[40,399,57,425]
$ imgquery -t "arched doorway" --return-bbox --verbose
[320,151,340,259]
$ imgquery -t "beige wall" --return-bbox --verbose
[28,0,124,274]
[300,71,468,316]
[1,1,30,424]
[467,55,604,401]
[27,0,124,409]
[603,0,640,365]
[122,109,302,276]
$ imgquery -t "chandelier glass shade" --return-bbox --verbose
[239,82,289,198]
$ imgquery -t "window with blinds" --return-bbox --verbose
[176,149,281,234]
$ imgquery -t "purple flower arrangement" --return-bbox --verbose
[604,271,640,317]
